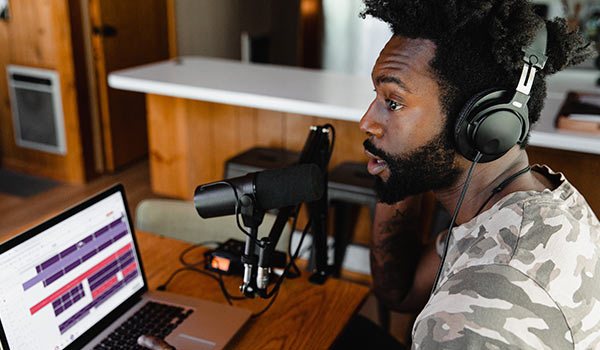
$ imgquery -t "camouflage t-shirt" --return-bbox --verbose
[412,165,600,349]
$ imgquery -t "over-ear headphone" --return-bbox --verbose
[454,24,548,163]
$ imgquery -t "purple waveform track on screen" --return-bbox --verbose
[52,284,85,317]
[22,217,129,291]
[57,269,139,334]
[37,217,121,272]
[88,250,135,292]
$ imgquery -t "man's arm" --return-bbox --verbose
[370,197,441,313]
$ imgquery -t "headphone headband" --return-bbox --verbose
[454,24,548,163]
[522,24,548,70]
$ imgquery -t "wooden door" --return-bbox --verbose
[89,0,170,171]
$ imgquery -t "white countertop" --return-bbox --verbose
[108,56,600,155]
[108,56,373,121]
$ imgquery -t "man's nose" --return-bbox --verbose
[359,101,384,138]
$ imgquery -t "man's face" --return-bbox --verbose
[360,36,460,203]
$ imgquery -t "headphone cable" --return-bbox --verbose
[430,151,482,294]
[430,158,533,294]
[473,164,531,217]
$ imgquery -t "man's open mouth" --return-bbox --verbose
[365,150,388,176]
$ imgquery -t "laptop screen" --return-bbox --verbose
[0,185,146,350]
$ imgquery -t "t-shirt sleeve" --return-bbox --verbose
[412,264,573,350]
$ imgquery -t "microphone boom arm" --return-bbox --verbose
[257,125,333,295]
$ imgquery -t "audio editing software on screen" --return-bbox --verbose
[0,193,144,350]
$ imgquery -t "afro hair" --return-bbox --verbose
[361,0,594,146]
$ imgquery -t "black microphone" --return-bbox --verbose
[194,163,324,218]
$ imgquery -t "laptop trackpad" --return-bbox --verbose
[167,332,216,349]
[162,297,251,350]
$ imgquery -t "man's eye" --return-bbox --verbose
[386,99,403,111]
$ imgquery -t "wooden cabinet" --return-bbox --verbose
[0,0,170,182]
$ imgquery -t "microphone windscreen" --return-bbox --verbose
[255,163,323,210]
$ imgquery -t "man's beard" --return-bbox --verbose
[363,128,460,204]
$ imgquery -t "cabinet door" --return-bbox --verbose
[89,0,170,171]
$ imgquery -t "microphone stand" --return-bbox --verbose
[300,126,332,285]
[239,194,265,298]
[259,126,332,288]
[245,125,334,298]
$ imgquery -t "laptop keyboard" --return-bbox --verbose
[93,301,194,350]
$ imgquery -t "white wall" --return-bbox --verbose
[322,0,392,77]
[532,0,566,18]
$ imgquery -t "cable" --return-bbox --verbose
[157,219,312,317]
[187,245,246,304]
[251,289,279,318]
[429,162,532,294]
[157,265,213,290]
[158,261,246,302]
[179,240,221,268]
[430,152,483,294]
[474,164,531,217]
[250,218,312,316]
[159,240,223,289]
[264,217,312,299]
[243,216,311,316]
[323,124,336,162]
[286,205,302,278]
[215,269,246,304]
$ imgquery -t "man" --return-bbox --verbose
[358,0,598,348]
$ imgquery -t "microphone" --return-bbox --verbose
[194,163,324,218]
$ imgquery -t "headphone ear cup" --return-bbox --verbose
[454,89,506,162]
[455,89,528,163]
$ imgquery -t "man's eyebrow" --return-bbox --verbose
[374,75,412,93]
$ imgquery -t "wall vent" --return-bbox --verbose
[7,65,67,155]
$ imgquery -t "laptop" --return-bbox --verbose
[0,184,251,350]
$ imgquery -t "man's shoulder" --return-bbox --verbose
[413,264,573,350]
[420,167,600,348]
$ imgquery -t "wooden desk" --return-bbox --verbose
[135,230,370,350]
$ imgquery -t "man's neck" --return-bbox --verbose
[434,148,550,226]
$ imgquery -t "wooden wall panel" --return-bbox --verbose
[255,109,285,148]
[147,100,371,199]
[209,103,242,178]
[238,107,258,152]
[284,113,316,151]
[321,118,369,167]
[8,1,57,67]
[0,0,91,183]
[146,95,191,199]
[185,100,217,193]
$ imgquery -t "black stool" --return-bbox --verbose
[224,147,300,178]
[328,162,377,277]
